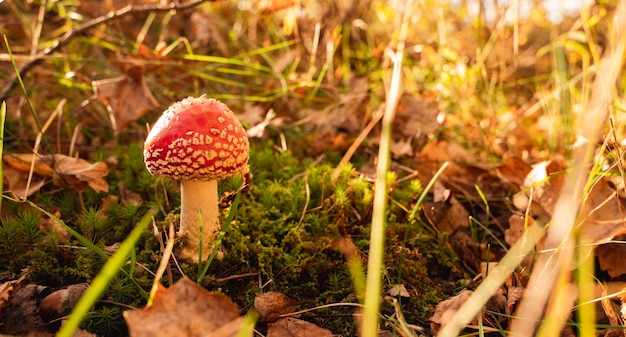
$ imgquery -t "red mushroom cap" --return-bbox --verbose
[144,95,249,181]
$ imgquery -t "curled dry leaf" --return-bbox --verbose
[3,154,52,197]
[595,242,626,278]
[254,291,298,322]
[267,317,333,337]
[0,273,29,315]
[2,153,109,195]
[430,289,474,333]
[124,277,245,337]
[48,154,109,193]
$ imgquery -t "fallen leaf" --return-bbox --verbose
[254,291,298,322]
[3,153,54,176]
[48,154,109,193]
[3,153,109,195]
[496,157,532,188]
[423,194,470,233]
[600,288,623,337]
[93,64,159,135]
[596,241,626,278]
[579,178,626,245]
[430,289,475,333]
[124,277,244,337]
[387,284,410,298]
[0,273,29,315]
[0,282,49,335]
[394,93,441,137]
[3,165,47,197]
[391,138,414,158]
[267,317,333,337]
[3,154,53,197]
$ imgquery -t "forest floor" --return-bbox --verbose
[1,1,626,336]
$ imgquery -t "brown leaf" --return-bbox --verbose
[254,291,298,322]
[3,165,46,197]
[3,154,53,197]
[423,194,469,233]
[93,65,159,135]
[430,289,475,333]
[394,93,441,137]
[596,242,626,278]
[496,157,532,188]
[47,154,109,193]
[0,273,29,315]
[2,153,109,195]
[579,178,626,245]
[3,153,54,177]
[391,138,414,158]
[267,317,333,337]
[0,280,51,335]
[124,278,242,337]
[600,288,623,337]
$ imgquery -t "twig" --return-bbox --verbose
[0,0,210,100]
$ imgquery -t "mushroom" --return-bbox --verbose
[143,95,249,263]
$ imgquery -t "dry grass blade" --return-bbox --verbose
[510,3,626,336]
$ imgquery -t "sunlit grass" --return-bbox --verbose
[1,0,626,336]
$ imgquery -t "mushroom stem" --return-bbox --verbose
[178,179,219,263]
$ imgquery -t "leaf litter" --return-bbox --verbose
[2,0,626,336]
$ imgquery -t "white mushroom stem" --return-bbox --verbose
[178,179,219,263]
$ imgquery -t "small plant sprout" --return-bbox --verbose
[144,95,249,263]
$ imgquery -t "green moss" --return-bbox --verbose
[0,137,465,336]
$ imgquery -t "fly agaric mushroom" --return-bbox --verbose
[144,95,249,263]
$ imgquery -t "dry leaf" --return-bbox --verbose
[394,93,441,137]
[254,291,298,322]
[391,138,414,158]
[423,194,469,233]
[600,288,623,337]
[124,278,242,337]
[3,153,109,195]
[579,178,626,244]
[3,154,53,197]
[93,65,159,135]
[3,153,54,176]
[0,282,49,335]
[3,165,47,197]
[0,273,29,315]
[596,242,626,278]
[387,284,410,298]
[267,317,333,337]
[48,154,109,193]
[496,157,532,188]
[430,289,474,333]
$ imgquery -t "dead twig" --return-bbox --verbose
[0,0,210,101]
